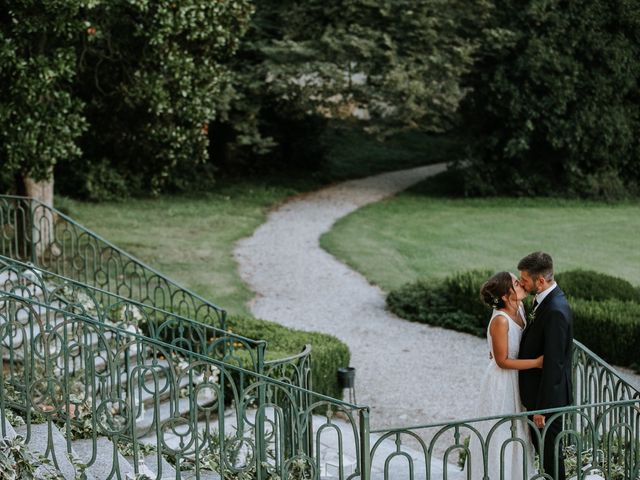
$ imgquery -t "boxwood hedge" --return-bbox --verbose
[388,269,640,369]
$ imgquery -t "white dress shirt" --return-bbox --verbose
[533,282,557,311]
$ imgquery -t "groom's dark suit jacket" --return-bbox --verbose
[519,286,574,411]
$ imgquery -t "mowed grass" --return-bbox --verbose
[61,182,302,316]
[320,187,640,291]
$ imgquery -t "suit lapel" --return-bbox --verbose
[523,287,559,335]
[531,286,562,323]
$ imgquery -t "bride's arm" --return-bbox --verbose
[490,316,543,370]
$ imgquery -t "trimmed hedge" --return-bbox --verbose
[556,270,640,303]
[388,268,640,369]
[387,269,493,337]
[571,298,640,367]
[554,270,640,367]
[443,269,494,320]
[228,315,350,401]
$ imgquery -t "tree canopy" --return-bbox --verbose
[461,0,640,198]
[2,0,639,200]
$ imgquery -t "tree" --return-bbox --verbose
[0,1,90,196]
[461,0,640,198]
[1,1,253,201]
[0,0,91,255]
[212,0,491,172]
[65,0,254,198]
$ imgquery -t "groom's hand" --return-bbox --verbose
[533,414,546,428]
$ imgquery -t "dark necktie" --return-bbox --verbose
[532,298,539,311]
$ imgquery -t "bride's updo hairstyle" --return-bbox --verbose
[480,271,513,309]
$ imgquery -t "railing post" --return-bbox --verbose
[359,407,371,480]
[28,199,37,264]
[256,341,267,480]
[0,359,5,439]
[220,309,227,333]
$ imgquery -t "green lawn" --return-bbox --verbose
[62,182,300,316]
[321,184,640,291]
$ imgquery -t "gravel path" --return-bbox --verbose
[234,163,488,430]
[234,164,640,432]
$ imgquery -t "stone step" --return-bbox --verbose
[125,369,192,410]
[135,453,177,480]
[1,416,17,439]
[0,268,48,300]
[15,422,98,480]
[71,436,135,480]
[134,396,195,437]
[181,469,222,480]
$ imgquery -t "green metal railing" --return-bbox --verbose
[2,279,637,479]
[0,195,226,330]
[0,255,314,398]
[0,198,313,391]
[369,341,640,480]
[0,291,369,479]
[0,254,266,373]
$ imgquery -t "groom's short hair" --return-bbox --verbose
[518,251,554,281]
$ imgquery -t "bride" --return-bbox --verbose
[466,271,540,480]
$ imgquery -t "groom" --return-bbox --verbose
[518,252,573,480]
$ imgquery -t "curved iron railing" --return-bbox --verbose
[0,195,226,330]
[0,199,314,391]
[0,291,369,480]
[2,194,639,479]
[0,254,267,374]
[3,280,636,480]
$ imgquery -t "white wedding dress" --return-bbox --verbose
[466,308,536,480]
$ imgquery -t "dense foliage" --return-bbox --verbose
[4,0,640,200]
[461,0,640,198]
[557,270,640,367]
[571,298,640,367]
[556,270,640,303]
[66,0,254,198]
[210,0,490,176]
[0,0,253,198]
[389,269,640,368]
[0,1,90,185]
[0,0,487,198]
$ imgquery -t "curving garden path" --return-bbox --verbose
[234,163,489,430]
[234,164,640,432]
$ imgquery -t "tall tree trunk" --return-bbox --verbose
[23,172,55,262]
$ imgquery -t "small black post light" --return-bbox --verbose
[337,367,356,404]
